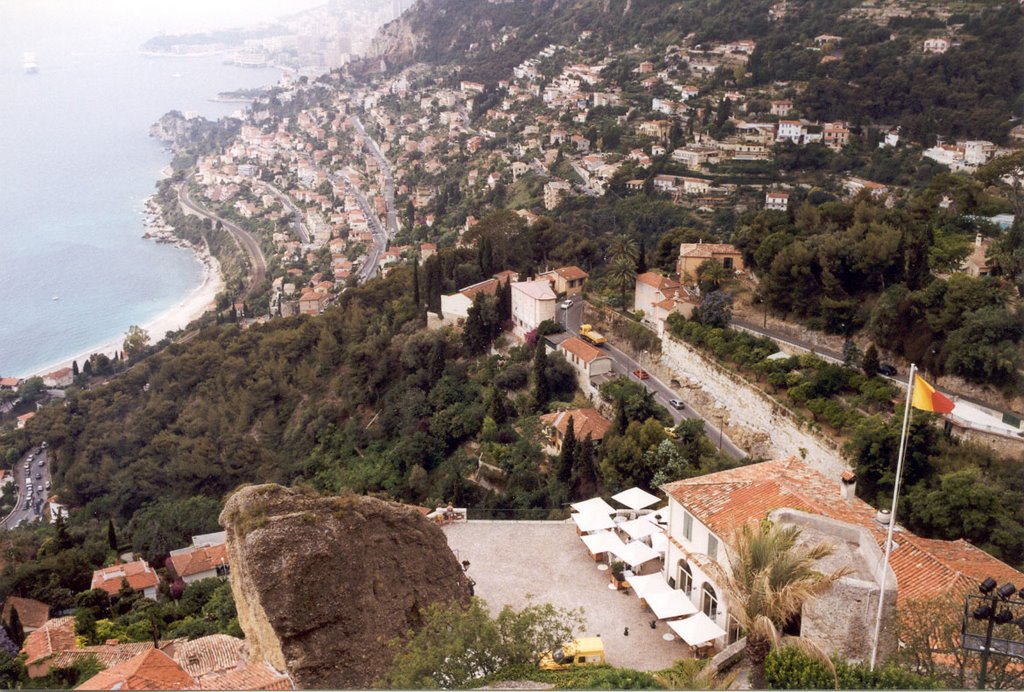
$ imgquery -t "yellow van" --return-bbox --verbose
[539,637,606,670]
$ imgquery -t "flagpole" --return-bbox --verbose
[869,362,916,670]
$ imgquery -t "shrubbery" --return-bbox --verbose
[765,646,939,690]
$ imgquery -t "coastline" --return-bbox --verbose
[20,198,225,380]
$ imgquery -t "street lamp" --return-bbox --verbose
[962,577,1024,688]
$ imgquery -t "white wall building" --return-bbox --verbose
[511,280,557,336]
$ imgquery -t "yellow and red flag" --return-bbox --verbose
[911,374,955,414]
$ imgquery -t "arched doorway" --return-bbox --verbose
[701,582,719,620]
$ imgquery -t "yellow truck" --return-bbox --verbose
[539,637,606,670]
[579,324,606,346]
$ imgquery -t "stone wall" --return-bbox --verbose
[658,336,850,479]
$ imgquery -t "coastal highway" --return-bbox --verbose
[558,300,746,461]
[2,445,52,530]
[177,181,267,301]
[256,182,310,245]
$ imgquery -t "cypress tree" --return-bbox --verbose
[107,519,118,551]
[6,608,24,648]
[463,294,489,356]
[412,257,421,309]
[863,344,880,379]
[533,341,549,409]
[428,338,446,385]
[72,360,79,378]
[637,241,647,274]
[572,433,597,499]
[613,396,629,435]
[558,416,577,484]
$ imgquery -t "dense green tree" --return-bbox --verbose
[861,344,880,379]
[532,342,550,409]
[557,416,576,484]
[5,608,24,649]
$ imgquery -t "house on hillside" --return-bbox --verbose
[765,190,790,211]
[91,560,160,600]
[659,457,1024,660]
[511,280,557,336]
[41,368,73,389]
[677,243,744,280]
[556,336,613,398]
[439,275,507,322]
[168,543,229,585]
[299,289,326,315]
[2,597,49,634]
[961,234,992,277]
[539,408,612,454]
[537,266,589,295]
[634,272,698,335]
[16,412,35,429]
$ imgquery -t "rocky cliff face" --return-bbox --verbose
[220,485,471,689]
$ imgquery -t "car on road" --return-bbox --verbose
[38,459,44,466]
[35,472,41,480]
[560,299,573,309]
[669,399,685,410]
[45,481,51,490]
[878,364,898,377]
[41,441,47,448]
[632,369,649,380]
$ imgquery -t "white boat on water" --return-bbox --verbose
[24,52,38,74]
[51,295,59,301]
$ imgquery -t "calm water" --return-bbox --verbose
[0,0,321,377]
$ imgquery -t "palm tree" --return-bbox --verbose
[709,520,849,689]
[695,259,730,293]
[607,235,639,309]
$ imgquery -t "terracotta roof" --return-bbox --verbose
[22,616,77,665]
[662,457,1024,604]
[458,278,500,300]
[169,545,228,580]
[636,272,680,290]
[91,560,159,596]
[558,336,607,365]
[76,647,194,690]
[540,408,613,442]
[198,662,294,690]
[3,596,50,630]
[678,242,740,259]
[173,634,245,678]
[553,266,588,281]
[50,641,177,673]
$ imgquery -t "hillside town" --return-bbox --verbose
[2,0,1024,689]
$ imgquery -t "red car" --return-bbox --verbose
[632,369,649,380]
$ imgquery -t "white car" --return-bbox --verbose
[560,299,573,309]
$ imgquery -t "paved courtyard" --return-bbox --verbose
[443,520,691,671]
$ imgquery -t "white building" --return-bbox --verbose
[439,277,503,321]
[765,191,790,211]
[511,280,557,336]
[556,336,613,398]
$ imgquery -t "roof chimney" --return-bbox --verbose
[840,470,856,502]
[875,508,891,526]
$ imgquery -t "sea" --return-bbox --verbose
[0,0,323,377]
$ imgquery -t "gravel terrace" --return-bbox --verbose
[443,520,691,672]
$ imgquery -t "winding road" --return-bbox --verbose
[559,300,747,461]
[257,182,310,245]
[178,180,267,301]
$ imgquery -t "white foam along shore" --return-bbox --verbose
[21,208,224,380]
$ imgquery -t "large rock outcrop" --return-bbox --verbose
[220,485,471,689]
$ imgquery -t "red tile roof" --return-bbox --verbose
[558,336,607,365]
[662,457,1024,604]
[91,560,159,596]
[3,596,50,630]
[76,647,194,690]
[49,641,177,673]
[540,408,613,443]
[636,272,680,290]
[458,278,500,300]
[198,662,294,690]
[173,634,245,679]
[169,545,228,580]
[22,617,78,666]
[553,266,588,281]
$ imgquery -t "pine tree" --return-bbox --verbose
[107,519,118,551]
[532,342,550,409]
[484,386,507,424]
[862,344,880,379]
[83,360,93,376]
[558,416,577,484]
[6,608,24,649]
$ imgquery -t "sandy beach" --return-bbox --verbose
[24,251,223,379]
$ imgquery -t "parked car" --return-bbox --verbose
[669,399,685,410]
[35,472,41,480]
[560,299,573,309]
[40,441,47,448]
[632,369,649,380]
[878,364,898,377]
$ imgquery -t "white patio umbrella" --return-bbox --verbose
[611,487,661,510]
[619,515,663,540]
[647,590,700,620]
[667,612,726,646]
[581,530,626,556]
[627,573,674,600]
[650,531,669,555]
[610,540,661,569]
[571,497,616,515]
[572,511,616,533]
